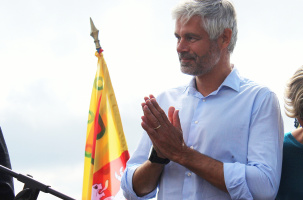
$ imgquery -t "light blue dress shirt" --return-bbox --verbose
[121,68,284,200]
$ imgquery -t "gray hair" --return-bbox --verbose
[284,66,303,119]
[172,0,238,53]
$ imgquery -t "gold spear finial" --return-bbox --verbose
[90,17,101,50]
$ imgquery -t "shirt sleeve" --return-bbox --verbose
[224,91,284,200]
[121,132,157,200]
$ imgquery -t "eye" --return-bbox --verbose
[175,35,181,42]
[186,36,197,42]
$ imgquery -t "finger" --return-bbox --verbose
[139,123,167,159]
[142,95,155,111]
[141,120,157,137]
[144,96,150,101]
[145,99,165,124]
[143,104,161,128]
[141,102,146,110]
[142,96,150,110]
[141,115,152,128]
[149,98,171,125]
[149,94,156,99]
[173,109,182,130]
[141,115,161,130]
[168,106,175,123]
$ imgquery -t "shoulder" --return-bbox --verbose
[284,132,292,138]
[232,73,281,117]
[283,132,293,143]
[228,68,275,99]
[238,75,278,105]
[240,76,273,94]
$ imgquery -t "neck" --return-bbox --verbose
[292,127,303,144]
[195,55,232,97]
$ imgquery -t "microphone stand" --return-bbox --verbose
[0,165,76,200]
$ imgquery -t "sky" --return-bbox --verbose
[0,0,303,199]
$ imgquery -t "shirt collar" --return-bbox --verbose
[184,67,241,96]
[219,67,240,92]
[183,78,197,95]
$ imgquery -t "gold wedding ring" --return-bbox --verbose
[154,125,161,130]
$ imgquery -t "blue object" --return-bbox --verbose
[121,68,284,200]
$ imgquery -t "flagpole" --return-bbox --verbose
[90,18,102,52]
[82,17,130,200]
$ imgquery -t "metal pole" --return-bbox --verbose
[90,17,101,51]
[0,165,76,200]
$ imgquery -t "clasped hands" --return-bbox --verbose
[141,95,185,162]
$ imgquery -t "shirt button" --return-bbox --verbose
[187,172,192,177]
[194,121,198,124]
[203,99,206,102]
[190,146,194,149]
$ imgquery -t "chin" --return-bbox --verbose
[181,66,209,76]
[180,66,194,75]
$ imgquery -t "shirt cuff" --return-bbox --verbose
[121,164,157,200]
[224,162,253,200]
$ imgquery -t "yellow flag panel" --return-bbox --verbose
[82,51,129,200]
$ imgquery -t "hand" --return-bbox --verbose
[141,95,185,161]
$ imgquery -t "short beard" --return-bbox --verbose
[179,41,220,76]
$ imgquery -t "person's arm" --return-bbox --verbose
[132,161,164,197]
[224,91,283,199]
[141,95,228,192]
[141,92,283,199]
[121,131,159,199]
[177,147,227,192]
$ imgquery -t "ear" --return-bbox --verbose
[218,28,232,50]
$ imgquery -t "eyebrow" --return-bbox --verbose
[185,33,201,38]
[175,32,201,38]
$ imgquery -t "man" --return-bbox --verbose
[121,0,284,199]
[0,127,15,200]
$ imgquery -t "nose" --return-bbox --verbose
[177,38,189,53]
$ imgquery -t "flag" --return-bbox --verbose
[82,48,130,200]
